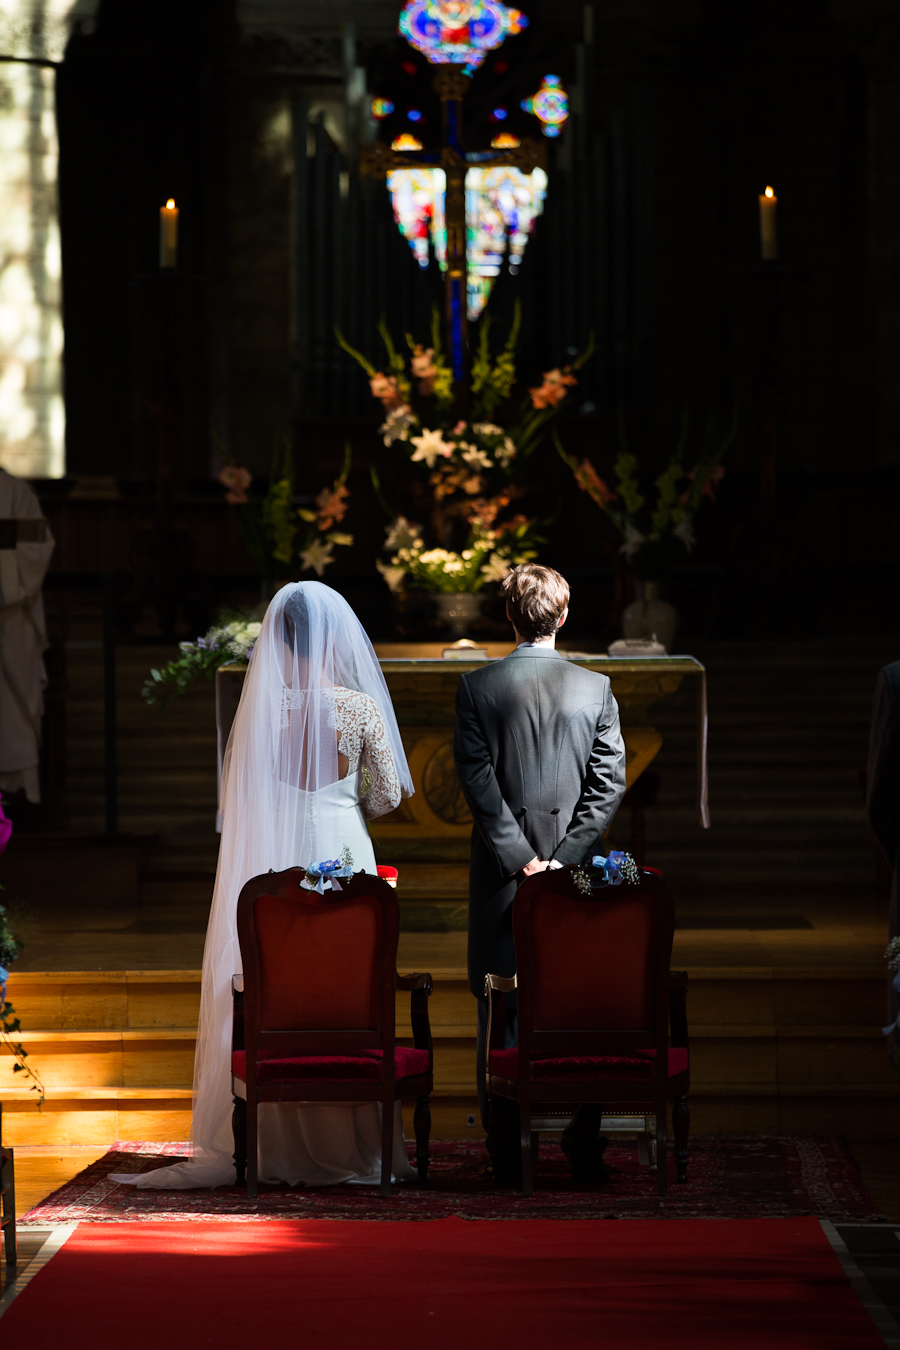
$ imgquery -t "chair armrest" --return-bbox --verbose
[485,973,517,994]
[668,970,689,1048]
[484,972,517,1079]
[397,972,433,1055]
[396,972,432,993]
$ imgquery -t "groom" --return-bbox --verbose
[453,563,627,1182]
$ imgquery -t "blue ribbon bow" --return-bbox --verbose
[0,964,8,1007]
[883,969,900,1036]
[591,851,629,886]
[301,860,354,894]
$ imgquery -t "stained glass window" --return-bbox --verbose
[387,164,546,319]
[521,74,569,138]
[371,98,395,119]
[387,168,446,269]
[465,165,547,318]
[391,133,425,150]
[398,1,528,73]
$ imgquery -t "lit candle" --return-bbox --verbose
[159,199,179,269]
[758,185,777,262]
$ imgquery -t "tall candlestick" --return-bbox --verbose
[758,185,777,262]
[159,198,179,269]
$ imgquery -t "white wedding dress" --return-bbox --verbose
[111,583,416,1191]
[253,688,415,1187]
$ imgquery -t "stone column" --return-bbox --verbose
[0,0,98,479]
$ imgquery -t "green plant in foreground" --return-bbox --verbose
[0,898,44,1101]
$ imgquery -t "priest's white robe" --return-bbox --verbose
[0,469,55,803]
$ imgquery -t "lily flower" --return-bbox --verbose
[410,428,454,468]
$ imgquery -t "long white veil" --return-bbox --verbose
[123,582,413,1188]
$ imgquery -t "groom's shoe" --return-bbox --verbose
[478,1157,522,1186]
[561,1131,610,1185]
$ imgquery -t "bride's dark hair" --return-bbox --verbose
[281,588,309,650]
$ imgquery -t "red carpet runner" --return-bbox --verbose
[2,1217,883,1348]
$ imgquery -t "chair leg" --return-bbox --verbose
[673,1094,689,1184]
[246,1097,258,1200]
[232,1097,247,1186]
[520,1098,533,1197]
[414,1094,431,1185]
[380,1096,394,1198]
[656,1103,667,1198]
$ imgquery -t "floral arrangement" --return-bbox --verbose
[572,851,641,895]
[0,899,44,1099]
[557,411,736,579]
[301,847,354,895]
[217,440,353,581]
[337,307,591,595]
[142,613,261,708]
[375,513,537,596]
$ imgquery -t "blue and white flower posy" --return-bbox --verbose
[591,850,640,886]
[301,847,354,894]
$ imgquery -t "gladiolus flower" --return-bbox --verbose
[314,481,350,530]
[410,344,438,395]
[576,458,616,504]
[369,373,403,408]
[528,367,577,410]
[217,464,252,505]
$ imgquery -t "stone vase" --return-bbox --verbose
[621,579,678,652]
[435,592,483,640]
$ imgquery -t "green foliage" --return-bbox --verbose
[0,900,44,1100]
[559,406,737,578]
[471,300,521,420]
[377,318,413,402]
[261,443,298,566]
[141,612,260,709]
[221,438,353,582]
[333,327,376,377]
[0,905,22,971]
[428,307,454,409]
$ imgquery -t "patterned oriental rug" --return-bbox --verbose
[23,1136,879,1224]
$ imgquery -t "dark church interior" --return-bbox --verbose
[2,1,900,1338]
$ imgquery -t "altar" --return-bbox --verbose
[215,644,708,913]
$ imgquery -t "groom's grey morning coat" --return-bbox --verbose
[453,645,627,999]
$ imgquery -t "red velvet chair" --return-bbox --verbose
[232,869,433,1198]
[485,867,689,1197]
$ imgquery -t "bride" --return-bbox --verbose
[112,582,415,1189]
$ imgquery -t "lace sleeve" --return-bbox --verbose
[360,704,402,820]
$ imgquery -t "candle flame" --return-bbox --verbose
[764,186,774,198]
[166,199,175,209]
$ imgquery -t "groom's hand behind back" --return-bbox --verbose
[521,858,550,877]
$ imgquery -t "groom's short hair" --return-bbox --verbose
[502,564,570,641]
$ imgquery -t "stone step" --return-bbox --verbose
[3,965,895,1144]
